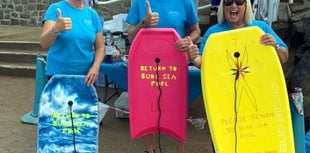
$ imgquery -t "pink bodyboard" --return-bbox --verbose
[128,28,188,141]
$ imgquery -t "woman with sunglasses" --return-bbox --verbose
[187,0,289,68]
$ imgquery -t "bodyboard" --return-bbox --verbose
[128,28,188,141]
[201,26,295,153]
[37,75,99,153]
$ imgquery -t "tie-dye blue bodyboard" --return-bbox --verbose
[37,75,99,153]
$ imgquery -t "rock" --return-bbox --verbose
[286,3,310,131]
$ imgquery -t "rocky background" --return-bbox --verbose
[0,0,131,26]
[277,0,310,131]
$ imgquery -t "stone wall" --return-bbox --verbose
[0,0,59,26]
[0,0,131,27]
[0,0,212,27]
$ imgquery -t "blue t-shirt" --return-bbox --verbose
[126,0,199,38]
[199,20,288,54]
[43,1,102,75]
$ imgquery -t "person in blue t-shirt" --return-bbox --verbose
[187,0,289,68]
[126,0,201,153]
[126,0,201,51]
[40,0,105,86]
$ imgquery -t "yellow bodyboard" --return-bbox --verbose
[201,27,295,153]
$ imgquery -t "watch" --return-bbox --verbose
[275,43,280,51]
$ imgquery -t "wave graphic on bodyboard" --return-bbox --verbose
[37,75,99,153]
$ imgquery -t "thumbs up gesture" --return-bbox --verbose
[146,0,153,14]
[176,36,195,51]
[142,0,159,27]
[54,8,72,33]
[186,36,199,63]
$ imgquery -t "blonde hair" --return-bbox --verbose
[217,0,253,25]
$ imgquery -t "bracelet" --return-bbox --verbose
[191,56,199,64]
[49,27,59,36]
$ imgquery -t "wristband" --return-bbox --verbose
[191,56,199,64]
[50,27,59,36]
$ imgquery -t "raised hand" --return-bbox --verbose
[54,8,72,33]
[146,0,152,14]
[186,36,199,62]
[142,0,159,27]
[176,36,193,51]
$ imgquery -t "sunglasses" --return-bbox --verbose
[223,0,245,6]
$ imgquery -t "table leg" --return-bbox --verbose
[102,75,120,103]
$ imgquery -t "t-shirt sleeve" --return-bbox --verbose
[126,0,139,25]
[43,3,59,24]
[185,0,200,27]
[91,9,103,33]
